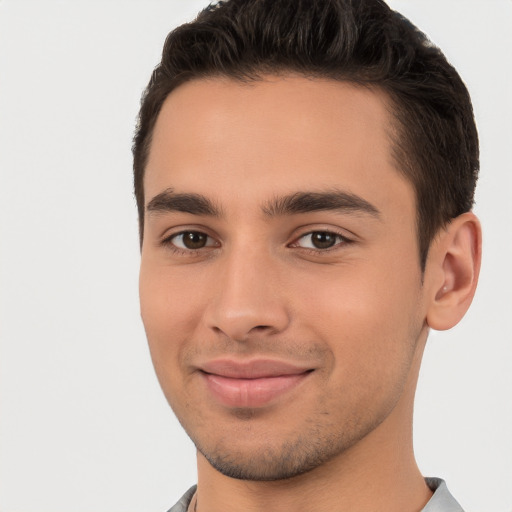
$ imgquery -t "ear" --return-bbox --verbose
[425,212,482,331]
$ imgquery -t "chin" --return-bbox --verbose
[191,420,369,482]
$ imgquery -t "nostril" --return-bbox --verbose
[250,325,277,335]
[248,325,281,337]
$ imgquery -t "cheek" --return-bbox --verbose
[295,271,422,423]
[293,262,413,328]
[139,265,203,379]
[289,256,423,372]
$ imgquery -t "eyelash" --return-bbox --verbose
[160,229,353,256]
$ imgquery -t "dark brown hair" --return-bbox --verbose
[133,0,479,268]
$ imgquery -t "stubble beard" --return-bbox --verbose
[168,324,426,482]
[188,410,385,481]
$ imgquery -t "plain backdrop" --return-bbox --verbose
[0,1,511,511]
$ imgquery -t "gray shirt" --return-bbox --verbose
[167,477,464,512]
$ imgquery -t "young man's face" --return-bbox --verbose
[139,76,430,480]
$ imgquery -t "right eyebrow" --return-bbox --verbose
[146,188,221,217]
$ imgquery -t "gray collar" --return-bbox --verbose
[168,478,464,512]
[422,478,465,512]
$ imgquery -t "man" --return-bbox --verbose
[133,0,481,510]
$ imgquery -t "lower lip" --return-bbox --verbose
[202,372,311,408]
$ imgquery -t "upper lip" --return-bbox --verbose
[199,359,313,379]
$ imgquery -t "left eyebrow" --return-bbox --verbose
[262,190,381,218]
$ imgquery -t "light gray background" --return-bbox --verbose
[0,1,511,511]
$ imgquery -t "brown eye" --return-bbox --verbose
[296,231,345,250]
[183,232,207,249]
[311,232,337,249]
[170,231,215,250]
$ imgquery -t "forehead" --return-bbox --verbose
[145,75,412,215]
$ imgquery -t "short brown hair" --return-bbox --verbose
[133,0,479,269]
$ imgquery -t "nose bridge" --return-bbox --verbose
[205,236,289,340]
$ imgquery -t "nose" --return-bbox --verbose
[203,244,290,342]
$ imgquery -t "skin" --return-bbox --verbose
[139,76,481,512]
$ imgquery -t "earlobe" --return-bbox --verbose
[426,212,482,331]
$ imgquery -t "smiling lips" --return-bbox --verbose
[200,359,313,408]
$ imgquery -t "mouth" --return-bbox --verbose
[199,359,314,408]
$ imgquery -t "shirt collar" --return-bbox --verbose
[422,477,465,512]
